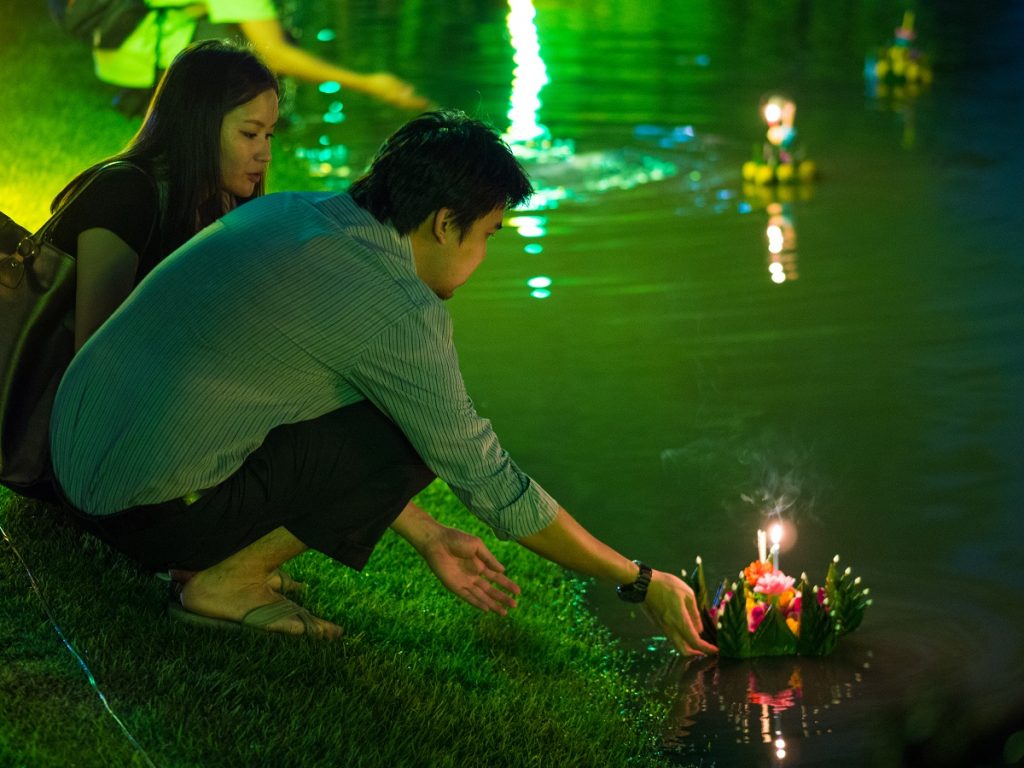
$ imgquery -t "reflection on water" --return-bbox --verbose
[765,203,798,284]
[503,0,681,210]
[504,0,549,146]
[653,650,873,766]
[294,141,351,186]
[521,147,678,209]
[282,0,1024,764]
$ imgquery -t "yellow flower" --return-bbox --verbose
[777,588,796,611]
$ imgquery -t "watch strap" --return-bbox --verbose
[616,560,652,603]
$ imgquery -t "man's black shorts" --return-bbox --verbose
[68,401,435,572]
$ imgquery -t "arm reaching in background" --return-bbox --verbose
[240,18,430,109]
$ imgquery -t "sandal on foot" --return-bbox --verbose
[274,570,306,595]
[167,599,337,639]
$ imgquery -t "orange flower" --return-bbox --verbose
[744,559,774,587]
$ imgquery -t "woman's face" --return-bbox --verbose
[219,88,278,198]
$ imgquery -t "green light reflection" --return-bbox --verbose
[504,0,549,145]
[507,215,547,238]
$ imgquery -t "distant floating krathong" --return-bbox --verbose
[682,551,870,659]
[865,10,933,90]
[741,94,816,186]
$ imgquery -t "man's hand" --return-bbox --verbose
[641,570,718,657]
[419,527,521,614]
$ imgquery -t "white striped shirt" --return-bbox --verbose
[50,193,558,540]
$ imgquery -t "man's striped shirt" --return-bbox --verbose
[50,192,558,540]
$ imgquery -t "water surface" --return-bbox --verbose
[291,1,1024,763]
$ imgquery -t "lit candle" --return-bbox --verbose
[770,523,782,570]
[757,529,767,563]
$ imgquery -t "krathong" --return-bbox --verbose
[741,94,817,186]
[682,553,870,659]
[865,10,933,89]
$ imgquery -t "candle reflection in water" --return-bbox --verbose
[739,179,808,287]
[765,202,798,284]
[656,652,873,765]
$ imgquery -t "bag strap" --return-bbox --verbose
[19,160,158,262]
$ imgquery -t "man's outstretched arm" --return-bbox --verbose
[517,507,718,657]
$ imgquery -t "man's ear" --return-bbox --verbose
[432,207,455,244]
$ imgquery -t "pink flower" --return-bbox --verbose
[754,571,795,596]
[748,602,768,632]
[716,590,734,619]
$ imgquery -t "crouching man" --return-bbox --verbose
[50,109,716,656]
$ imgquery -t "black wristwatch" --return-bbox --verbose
[616,560,652,603]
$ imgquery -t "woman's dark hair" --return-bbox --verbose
[53,39,278,252]
[349,109,533,237]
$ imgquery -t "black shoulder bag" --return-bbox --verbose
[0,161,156,500]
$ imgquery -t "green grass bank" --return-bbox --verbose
[1,484,674,767]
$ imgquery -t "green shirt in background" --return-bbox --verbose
[93,0,277,88]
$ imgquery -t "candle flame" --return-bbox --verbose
[770,522,783,545]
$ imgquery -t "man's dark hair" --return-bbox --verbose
[349,110,533,238]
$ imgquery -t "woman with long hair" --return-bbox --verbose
[52,38,279,349]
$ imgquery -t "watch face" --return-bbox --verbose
[616,585,646,603]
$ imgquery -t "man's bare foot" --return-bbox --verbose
[177,571,341,639]
[271,569,306,594]
[169,568,306,595]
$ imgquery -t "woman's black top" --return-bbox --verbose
[49,162,166,283]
